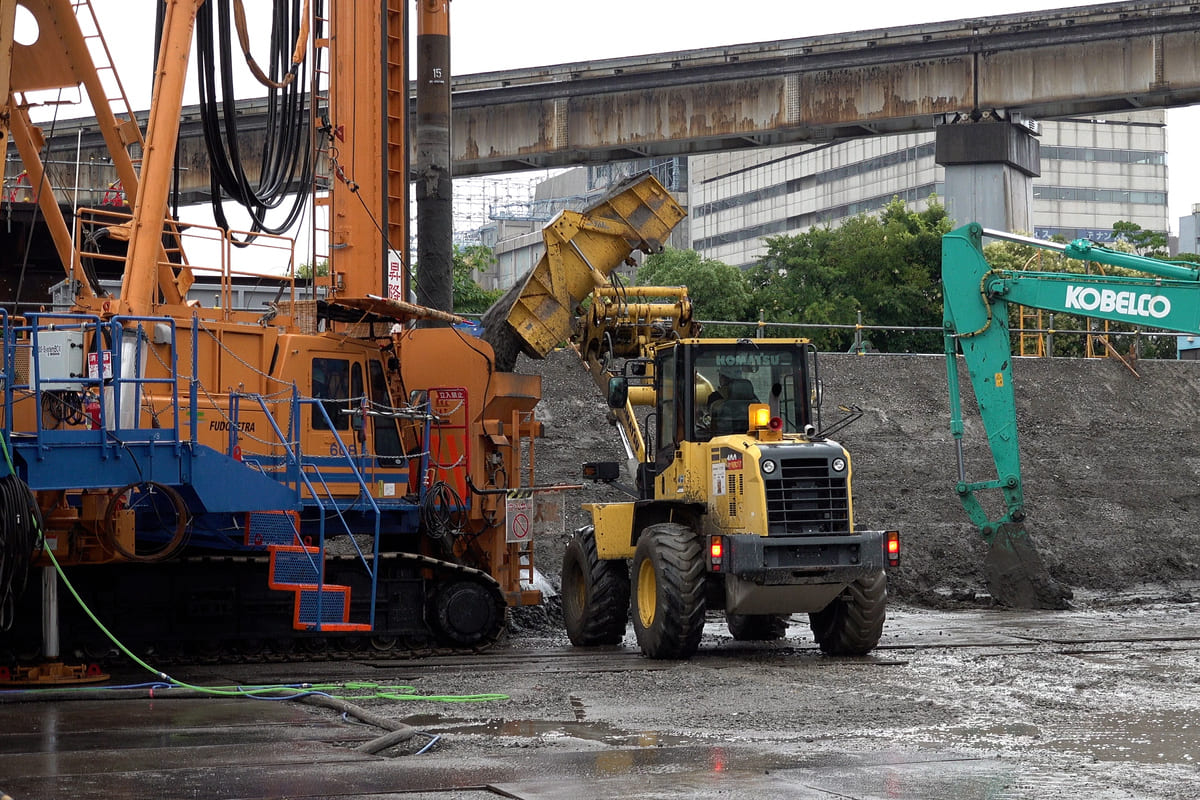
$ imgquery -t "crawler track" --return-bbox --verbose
[0,552,508,667]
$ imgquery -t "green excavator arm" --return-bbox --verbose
[942,223,1200,608]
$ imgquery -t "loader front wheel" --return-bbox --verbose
[808,571,887,656]
[631,523,705,660]
[561,526,630,646]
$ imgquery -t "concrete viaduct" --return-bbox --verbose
[14,0,1200,222]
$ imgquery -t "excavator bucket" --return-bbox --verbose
[984,524,1072,610]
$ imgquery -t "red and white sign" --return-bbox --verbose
[387,252,404,300]
[506,493,534,543]
[87,350,113,380]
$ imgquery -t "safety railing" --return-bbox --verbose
[71,207,299,319]
[3,313,185,449]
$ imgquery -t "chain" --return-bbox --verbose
[196,320,296,394]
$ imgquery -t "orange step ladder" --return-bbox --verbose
[267,544,370,632]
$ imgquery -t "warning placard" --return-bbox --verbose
[87,350,113,380]
[506,492,534,543]
[505,491,565,543]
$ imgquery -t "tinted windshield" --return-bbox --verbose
[691,345,810,439]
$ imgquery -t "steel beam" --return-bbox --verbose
[17,0,1200,200]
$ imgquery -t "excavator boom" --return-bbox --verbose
[943,222,1200,607]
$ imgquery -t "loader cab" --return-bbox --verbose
[676,340,816,445]
[606,339,819,494]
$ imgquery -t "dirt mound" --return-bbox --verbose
[520,348,1200,607]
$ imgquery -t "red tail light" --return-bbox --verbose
[886,530,900,568]
[709,536,724,572]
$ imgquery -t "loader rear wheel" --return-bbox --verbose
[725,611,789,641]
[562,526,630,646]
[631,523,705,660]
[808,571,887,656]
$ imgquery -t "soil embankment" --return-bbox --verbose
[523,349,1200,605]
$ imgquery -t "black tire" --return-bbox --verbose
[561,526,630,646]
[808,571,887,656]
[725,611,790,641]
[631,522,706,660]
[432,579,506,647]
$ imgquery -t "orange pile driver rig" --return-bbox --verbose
[0,0,551,663]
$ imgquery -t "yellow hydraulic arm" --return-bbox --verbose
[481,172,686,369]
[479,171,691,465]
[575,284,698,465]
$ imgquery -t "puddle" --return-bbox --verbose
[1045,709,1197,764]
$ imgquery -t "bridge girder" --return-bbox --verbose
[17,0,1200,205]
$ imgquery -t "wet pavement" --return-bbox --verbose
[2,598,1199,799]
[0,696,1025,800]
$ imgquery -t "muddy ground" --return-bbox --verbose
[8,598,1199,799]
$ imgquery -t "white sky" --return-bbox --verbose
[54,1,1200,234]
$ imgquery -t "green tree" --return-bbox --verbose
[636,248,752,334]
[1111,220,1168,257]
[451,244,504,315]
[296,259,329,279]
[745,197,950,352]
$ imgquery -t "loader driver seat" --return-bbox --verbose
[712,378,758,434]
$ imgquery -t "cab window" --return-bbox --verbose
[368,359,404,463]
[691,346,810,436]
[655,349,680,472]
[312,357,350,431]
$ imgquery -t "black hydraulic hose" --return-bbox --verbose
[195,0,315,241]
[0,474,42,632]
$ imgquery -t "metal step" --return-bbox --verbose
[245,511,302,548]
[294,584,352,628]
[268,545,321,589]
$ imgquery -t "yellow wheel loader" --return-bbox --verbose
[485,179,899,659]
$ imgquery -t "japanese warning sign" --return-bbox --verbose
[505,489,564,543]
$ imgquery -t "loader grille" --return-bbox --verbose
[764,457,849,535]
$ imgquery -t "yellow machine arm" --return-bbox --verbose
[481,172,686,370]
[479,171,692,467]
[575,284,698,465]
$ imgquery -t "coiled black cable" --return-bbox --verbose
[419,481,467,555]
[195,0,317,241]
[0,474,43,632]
[41,390,86,428]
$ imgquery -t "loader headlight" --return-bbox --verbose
[761,459,777,475]
[831,457,846,473]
